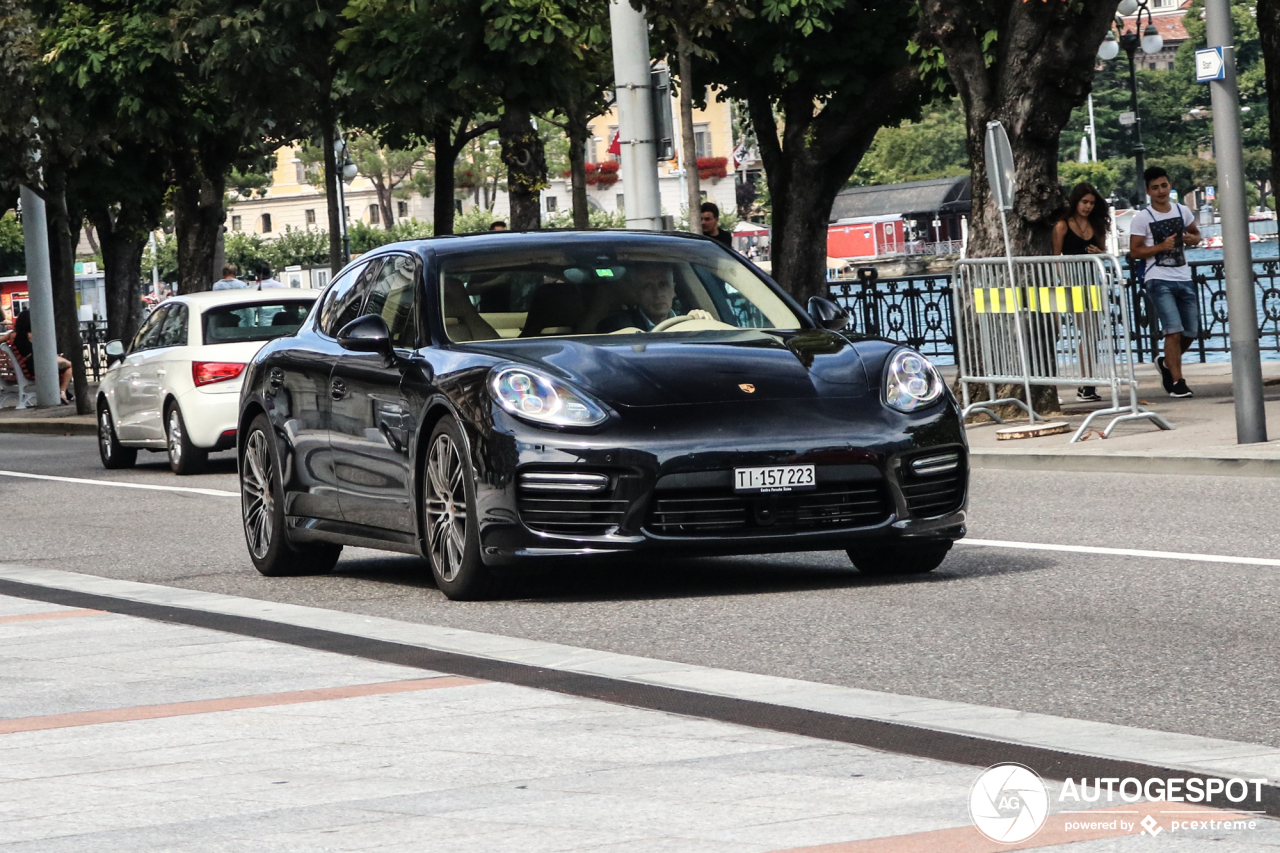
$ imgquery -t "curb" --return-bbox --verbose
[0,419,96,436]
[971,450,1280,478]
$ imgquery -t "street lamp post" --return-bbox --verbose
[333,131,357,264]
[1098,0,1164,208]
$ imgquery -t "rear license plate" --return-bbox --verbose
[733,464,816,494]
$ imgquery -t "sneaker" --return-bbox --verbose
[1076,386,1102,403]
[1170,379,1193,398]
[1156,356,1174,393]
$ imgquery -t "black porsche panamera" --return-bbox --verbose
[237,231,968,599]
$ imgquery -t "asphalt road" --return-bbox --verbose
[2,433,1278,749]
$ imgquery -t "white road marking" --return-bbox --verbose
[957,537,1280,568]
[0,470,237,498]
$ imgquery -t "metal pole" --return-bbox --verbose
[1087,94,1098,162]
[1206,0,1267,443]
[335,173,350,264]
[149,231,161,299]
[19,186,61,407]
[608,0,662,230]
[1126,43,1147,208]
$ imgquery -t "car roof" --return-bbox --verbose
[362,229,725,260]
[164,289,322,311]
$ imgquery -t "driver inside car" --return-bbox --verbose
[578,263,714,334]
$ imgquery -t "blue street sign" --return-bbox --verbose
[1196,47,1225,82]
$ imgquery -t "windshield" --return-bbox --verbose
[202,299,316,345]
[437,239,800,343]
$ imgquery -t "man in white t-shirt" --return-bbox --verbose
[256,266,286,289]
[1129,166,1202,398]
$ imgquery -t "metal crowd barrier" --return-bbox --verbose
[952,254,1173,442]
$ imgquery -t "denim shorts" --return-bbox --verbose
[1147,277,1200,338]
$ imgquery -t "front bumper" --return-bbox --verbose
[468,396,969,565]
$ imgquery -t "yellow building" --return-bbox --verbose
[224,87,739,235]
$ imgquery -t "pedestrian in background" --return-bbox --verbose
[256,266,285,289]
[1053,182,1111,403]
[700,202,732,247]
[8,309,73,403]
[212,264,248,291]
[1129,166,1201,398]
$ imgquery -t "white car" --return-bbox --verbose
[97,289,320,474]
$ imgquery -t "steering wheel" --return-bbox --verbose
[649,314,699,333]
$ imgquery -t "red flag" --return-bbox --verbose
[607,131,621,156]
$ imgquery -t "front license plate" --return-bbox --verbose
[734,464,816,494]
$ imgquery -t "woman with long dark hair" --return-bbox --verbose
[1052,182,1111,403]
[1053,182,1110,256]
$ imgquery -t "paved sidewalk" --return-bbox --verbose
[2,574,1279,851]
[0,399,95,435]
[953,361,1280,477]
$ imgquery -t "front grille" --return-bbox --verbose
[648,483,890,537]
[901,472,965,517]
[517,495,629,536]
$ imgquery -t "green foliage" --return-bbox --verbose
[265,225,330,268]
[850,99,968,186]
[453,206,507,234]
[143,233,179,283]
[349,218,433,253]
[0,210,22,276]
[1058,160,1122,198]
[545,207,626,229]
[223,231,271,278]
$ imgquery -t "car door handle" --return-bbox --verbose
[330,378,348,401]
[156,369,166,377]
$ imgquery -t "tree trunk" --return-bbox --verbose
[676,32,702,233]
[171,157,226,294]
[500,102,546,230]
[917,0,1118,416]
[1260,0,1280,192]
[432,124,460,236]
[744,66,920,302]
[321,122,344,274]
[88,204,147,345]
[45,180,90,413]
[375,178,395,230]
[567,112,591,229]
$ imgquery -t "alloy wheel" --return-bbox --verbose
[424,432,468,583]
[167,409,183,466]
[99,409,114,461]
[241,429,275,560]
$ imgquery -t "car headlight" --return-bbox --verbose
[488,365,609,427]
[884,348,944,412]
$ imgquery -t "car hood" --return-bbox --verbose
[461,329,872,407]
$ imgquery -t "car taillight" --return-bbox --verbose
[192,362,246,386]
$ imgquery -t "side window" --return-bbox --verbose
[130,307,167,353]
[317,261,371,337]
[155,304,189,348]
[362,254,419,349]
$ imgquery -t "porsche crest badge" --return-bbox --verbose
[738,383,756,393]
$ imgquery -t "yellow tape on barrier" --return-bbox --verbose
[974,289,986,313]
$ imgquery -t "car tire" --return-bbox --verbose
[166,403,208,475]
[847,539,952,576]
[422,417,494,600]
[97,401,137,469]
[240,413,342,577]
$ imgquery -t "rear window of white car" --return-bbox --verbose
[202,300,316,345]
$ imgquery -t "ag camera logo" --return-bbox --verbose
[969,763,1050,843]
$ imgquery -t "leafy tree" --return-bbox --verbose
[348,217,432,252]
[640,0,746,231]
[1255,0,1280,191]
[916,0,1120,259]
[348,131,425,229]
[1058,160,1121,198]
[850,99,968,186]
[0,210,22,276]
[699,0,926,299]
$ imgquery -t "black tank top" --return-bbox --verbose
[1061,223,1094,256]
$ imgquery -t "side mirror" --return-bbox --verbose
[337,314,393,354]
[105,340,125,367]
[807,296,850,332]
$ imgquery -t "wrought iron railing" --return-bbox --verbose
[828,259,1280,365]
[826,269,956,362]
[79,321,109,383]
